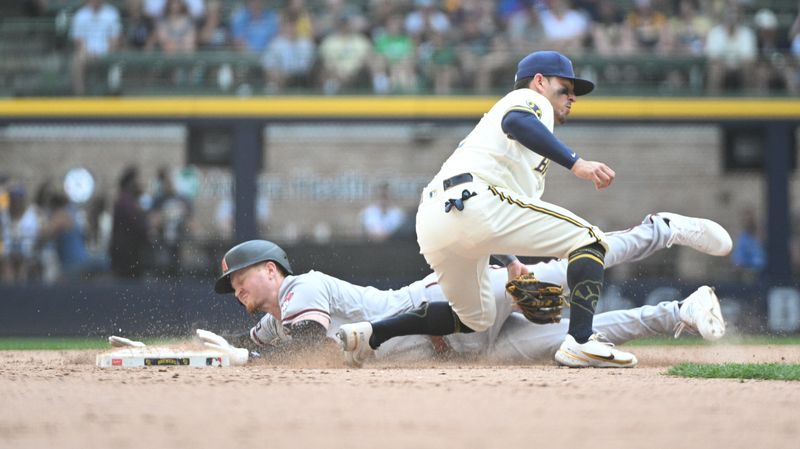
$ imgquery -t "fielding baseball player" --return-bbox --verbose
[208,212,730,367]
[338,50,652,368]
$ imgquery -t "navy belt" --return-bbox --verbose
[442,173,473,190]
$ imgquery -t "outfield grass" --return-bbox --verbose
[624,335,800,347]
[668,363,800,381]
[0,337,186,350]
[1,334,799,350]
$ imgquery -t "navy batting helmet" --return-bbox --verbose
[214,240,293,294]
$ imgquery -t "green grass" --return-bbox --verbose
[624,335,800,347]
[0,337,185,350]
[2,334,799,351]
[667,363,800,381]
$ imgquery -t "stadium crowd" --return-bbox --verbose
[17,0,800,95]
[0,165,196,284]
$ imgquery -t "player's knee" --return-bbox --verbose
[570,242,606,264]
[456,307,493,333]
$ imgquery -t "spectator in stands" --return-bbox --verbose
[752,8,793,94]
[0,175,9,255]
[495,0,538,25]
[539,0,590,53]
[69,0,121,95]
[315,0,368,41]
[85,194,112,258]
[30,179,59,282]
[704,5,757,93]
[143,0,203,21]
[504,1,545,54]
[664,0,711,55]
[198,0,229,50]
[38,191,108,282]
[149,166,193,277]
[589,0,635,55]
[318,15,373,94]
[404,0,451,42]
[123,0,156,51]
[450,0,497,33]
[155,0,196,54]
[456,10,494,93]
[626,0,670,53]
[262,14,316,93]
[284,0,315,41]
[110,165,150,279]
[360,182,406,242]
[656,0,711,91]
[371,14,417,94]
[230,0,279,54]
[731,207,765,282]
[1,184,41,284]
[417,30,458,95]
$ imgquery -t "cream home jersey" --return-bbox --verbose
[433,88,555,198]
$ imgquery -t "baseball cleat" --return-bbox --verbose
[336,322,374,368]
[656,212,733,256]
[674,285,726,341]
[555,333,637,368]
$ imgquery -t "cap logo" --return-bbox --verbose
[221,258,228,273]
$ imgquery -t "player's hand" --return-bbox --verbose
[108,336,146,348]
[506,259,529,283]
[570,158,615,190]
[196,329,249,366]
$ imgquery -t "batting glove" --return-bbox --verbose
[108,336,146,348]
[196,329,249,366]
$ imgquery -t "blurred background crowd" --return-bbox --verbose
[0,165,197,284]
[3,0,800,96]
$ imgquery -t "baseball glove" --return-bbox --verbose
[505,274,568,324]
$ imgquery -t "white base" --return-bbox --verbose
[96,347,231,368]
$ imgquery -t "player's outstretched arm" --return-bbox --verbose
[230,316,338,361]
[570,158,615,190]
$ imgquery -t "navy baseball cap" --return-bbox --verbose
[515,51,594,96]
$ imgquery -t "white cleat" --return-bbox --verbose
[674,285,726,341]
[555,333,638,368]
[656,212,733,256]
[336,322,375,368]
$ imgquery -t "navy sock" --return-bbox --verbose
[369,302,474,349]
[566,242,606,344]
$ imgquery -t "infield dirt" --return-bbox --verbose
[1,345,798,449]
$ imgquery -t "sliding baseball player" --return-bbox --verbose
[188,211,728,366]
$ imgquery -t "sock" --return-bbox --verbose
[369,302,474,349]
[566,242,606,343]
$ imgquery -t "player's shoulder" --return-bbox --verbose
[500,88,548,103]
[496,89,551,115]
[289,270,326,283]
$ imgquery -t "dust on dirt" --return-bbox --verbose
[0,344,798,449]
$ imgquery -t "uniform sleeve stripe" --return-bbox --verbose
[250,327,268,347]
[504,105,535,116]
[281,309,330,323]
[568,253,605,266]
